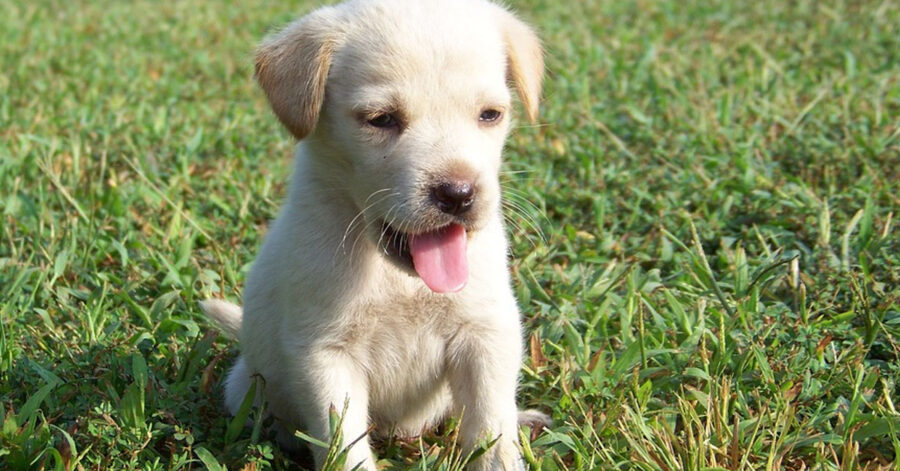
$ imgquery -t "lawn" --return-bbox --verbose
[1,0,899,469]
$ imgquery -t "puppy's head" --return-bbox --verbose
[255,0,543,293]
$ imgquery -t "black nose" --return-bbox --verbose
[431,181,475,215]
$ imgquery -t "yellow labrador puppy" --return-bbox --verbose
[202,0,545,469]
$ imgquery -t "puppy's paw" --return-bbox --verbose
[518,409,551,444]
[466,443,525,471]
[517,409,551,429]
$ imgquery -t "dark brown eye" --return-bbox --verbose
[367,113,399,128]
[479,108,502,123]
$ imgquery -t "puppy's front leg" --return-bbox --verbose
[448,324,525,471]
[295,348,377,471]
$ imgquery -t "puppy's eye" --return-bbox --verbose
[479,108,503,123]
[367,113,400,129]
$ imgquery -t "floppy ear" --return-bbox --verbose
[255,7,341,139]
[494,7,544,123]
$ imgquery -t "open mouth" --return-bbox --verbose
[379,222,469,293]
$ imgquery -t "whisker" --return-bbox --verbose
[390,199,414,234]
[364,187,394,205]
[502,201,544,250]
[512,122,553,131]
[501,192,547,244]
[378,203,402,256]
[336,189,395,258]
[339,190,393,249]
[499,169,535,176]
[345,191,400,264]
[501,185,546,214]
[503,189,550,227]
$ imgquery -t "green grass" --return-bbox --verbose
[1,0,899,469]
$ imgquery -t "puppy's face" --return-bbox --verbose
[323,17,511,288]
[255,0,543,292]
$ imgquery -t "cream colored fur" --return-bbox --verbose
[201,0,546,469]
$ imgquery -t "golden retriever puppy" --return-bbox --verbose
[202,0,545,469]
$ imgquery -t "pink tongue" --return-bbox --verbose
[408,224,468,293]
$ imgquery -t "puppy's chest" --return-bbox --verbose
[346,293,458,378]
[352,292,456,341]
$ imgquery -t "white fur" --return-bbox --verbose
[201,1,547,469]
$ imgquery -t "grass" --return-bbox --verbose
[1,0,898,469]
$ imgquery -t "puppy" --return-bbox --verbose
[201,0,545,469]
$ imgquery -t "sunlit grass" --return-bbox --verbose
[1,0,898,469]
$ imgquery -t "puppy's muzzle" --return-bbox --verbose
[431,180,475,216]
